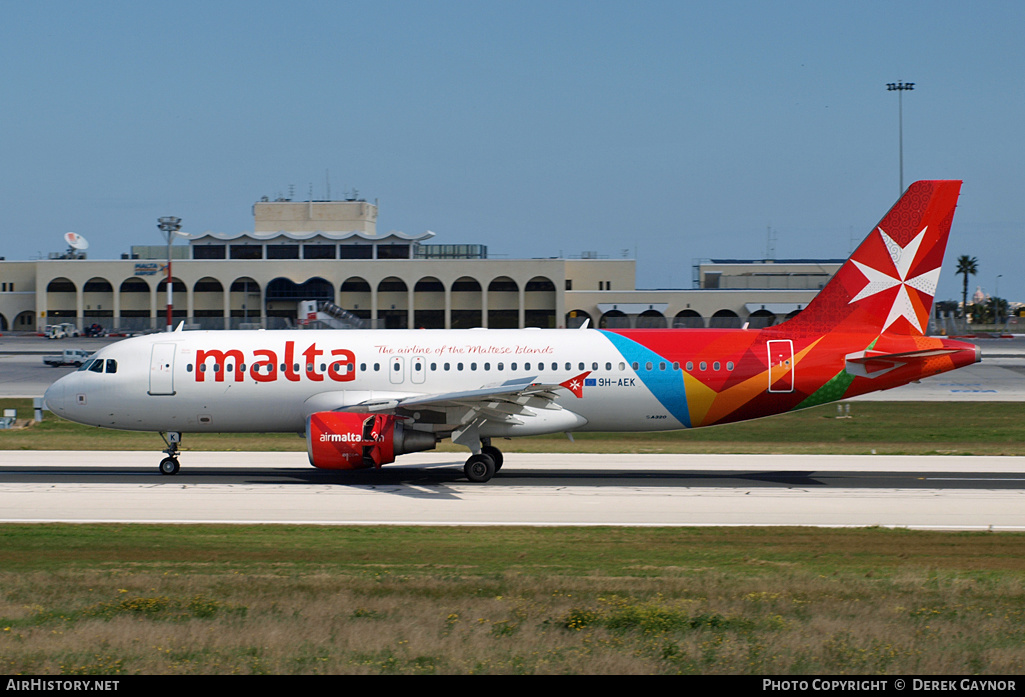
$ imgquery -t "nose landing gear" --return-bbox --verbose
[158,431,181,475]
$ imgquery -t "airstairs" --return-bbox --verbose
[298,300,366,329]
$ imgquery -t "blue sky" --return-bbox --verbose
[2,0,1022,303]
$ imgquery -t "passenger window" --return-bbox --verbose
[686,361,693,371]
[484,362,490,371]
[444,362,450,371]
[727,361,735,371]
[645,362,653,371]
[700,362,707,371]
[659,362,666,371]
[497,362,504,371]
[632,362,639,370]
[713,361,721,371]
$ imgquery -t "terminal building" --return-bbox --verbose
[0,196,841,334]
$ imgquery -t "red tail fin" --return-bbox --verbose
[782,180,962,336]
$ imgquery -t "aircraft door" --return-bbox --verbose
[149,343,177,396]
[411,356,426,384]
[767,339,794,393]
[389,356,404,384]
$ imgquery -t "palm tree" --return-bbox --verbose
[956,255,978,317]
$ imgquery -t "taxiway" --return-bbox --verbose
[2,451,1024,530]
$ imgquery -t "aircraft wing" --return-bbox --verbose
[336,372,591,447]
[347,375,570,413]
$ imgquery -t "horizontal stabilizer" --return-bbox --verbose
[844,347,963,379]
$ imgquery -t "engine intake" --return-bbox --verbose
[307,411,436,470]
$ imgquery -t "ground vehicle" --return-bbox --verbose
[43,349,92,367]
[45,323,80,339]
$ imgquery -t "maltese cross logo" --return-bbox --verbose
[559,371,591,398]
[849,227,940,333]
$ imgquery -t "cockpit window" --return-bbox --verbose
[105,359,117,374]
[77,359,96,372]
[88,359,104,373]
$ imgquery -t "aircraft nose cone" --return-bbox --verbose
[44,379,65,416]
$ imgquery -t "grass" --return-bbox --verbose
[2,399,1025,455]
[2,525,1025,674]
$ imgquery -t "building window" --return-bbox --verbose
[267,245,299,259]
[230,245,262,260]
[304,245,337,259]
[193,245,226,259]
[376,244,410,259]
[339,245,373,259]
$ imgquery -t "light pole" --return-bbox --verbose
[995,274,1003,327]
[157,216,182,332]
[887,80,914,194]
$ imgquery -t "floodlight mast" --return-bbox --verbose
[157,216,182,332]
[887,81,914,195]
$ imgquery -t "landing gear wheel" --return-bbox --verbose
[158,431,182,475]
[480,444,504,471]
[464,453,496,483]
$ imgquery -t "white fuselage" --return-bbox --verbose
[44,329,683,435]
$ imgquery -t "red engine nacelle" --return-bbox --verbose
[307,411,436,470]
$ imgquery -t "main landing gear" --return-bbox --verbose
[463,439,504,483]
[158,431,181,475]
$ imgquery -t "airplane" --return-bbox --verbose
[43,180,979,482]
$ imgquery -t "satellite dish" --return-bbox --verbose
[64,232,89,250]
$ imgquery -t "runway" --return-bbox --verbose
[3,451,1025,530]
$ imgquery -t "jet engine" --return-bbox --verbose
[307,412,436,470]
